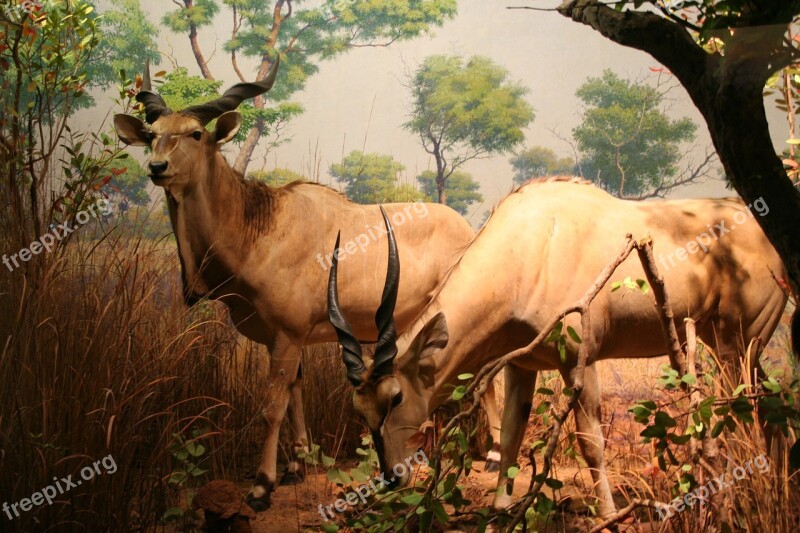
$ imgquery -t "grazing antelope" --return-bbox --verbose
[112,59,503,510]
[328,177,790,517]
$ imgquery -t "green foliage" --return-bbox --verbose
[510,146,575,184]
[417,170,482,215]
[248,167,307,187]
[405,54,534,201]
[628,347,800,495]
[163,0,457,101]
[573,70,697,197]
[330,150,424,204]
[1,1,134,252]
[155,67,224,110]
[91,0,160,88]
[156,68,304,141]
[162,0,220,33]
[162,423,211,524]
[610,276,650,294]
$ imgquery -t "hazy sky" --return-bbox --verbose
[93,1,789,226]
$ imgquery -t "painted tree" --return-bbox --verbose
[330,150,424,204]
[248,167,306,187]
[573,70,701,198]
[1,0,157,248]
[510,146,575,184]
[417,169,483,215]
[551,1,800,333]
[90,0,160,88]
[162,0,458,173]
[405,55,534,203]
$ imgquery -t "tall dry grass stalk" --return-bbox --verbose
[592,333,800,531]
[0,210,360,531]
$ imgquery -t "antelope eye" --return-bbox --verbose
[391,392,403,408]
[191,131,203,141]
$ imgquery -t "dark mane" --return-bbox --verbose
[218,166,348,244]
[238,176,277,242]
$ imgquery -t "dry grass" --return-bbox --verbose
[0,213,360,532]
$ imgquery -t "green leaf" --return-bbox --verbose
[457,373,474,381]
[451,385,467,401]
[168,471,187,485]
[711,419,727,438]
[507,466,520,479]
[655,411,677,428]
[162,506,184,522]
[546,322,563,343]
[401,492,424,506]
[566,326,582,344]
[763,376,782,393]
[545,477,564,489]
[641,425,667,439]
[732,384,750,396]
[636,279,650,294]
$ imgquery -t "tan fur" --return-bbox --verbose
[351,179,788,517]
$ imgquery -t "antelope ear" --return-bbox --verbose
[114,114,150,146]
[213,111,242,144]
[398,312,448,374]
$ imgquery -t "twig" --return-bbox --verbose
[635,238,687,376]
[588,498,671,533]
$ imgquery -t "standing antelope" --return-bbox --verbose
[112,59,503,510]
[328,177,790,517]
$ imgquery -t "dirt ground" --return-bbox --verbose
[230,356,670,532]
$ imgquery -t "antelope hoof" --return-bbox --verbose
[485,444,501,472]
[280,463,305,485]
[246,476,273,512]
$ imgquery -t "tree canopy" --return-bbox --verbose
[510,146,576,185]
[417,170,483,215]
[162,0,458,173]
[405,54,534,203]
[330,151,424,204]
[573,70,698,198]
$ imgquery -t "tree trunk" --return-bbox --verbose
[558,0,800,295]
[437,172,447,204]
[185,1,214,80]
[232,2,288,174]
[234,120,265,174]
[434,144,447,204]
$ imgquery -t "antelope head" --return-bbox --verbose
[328,207,449,486]
[113,58,280,190]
